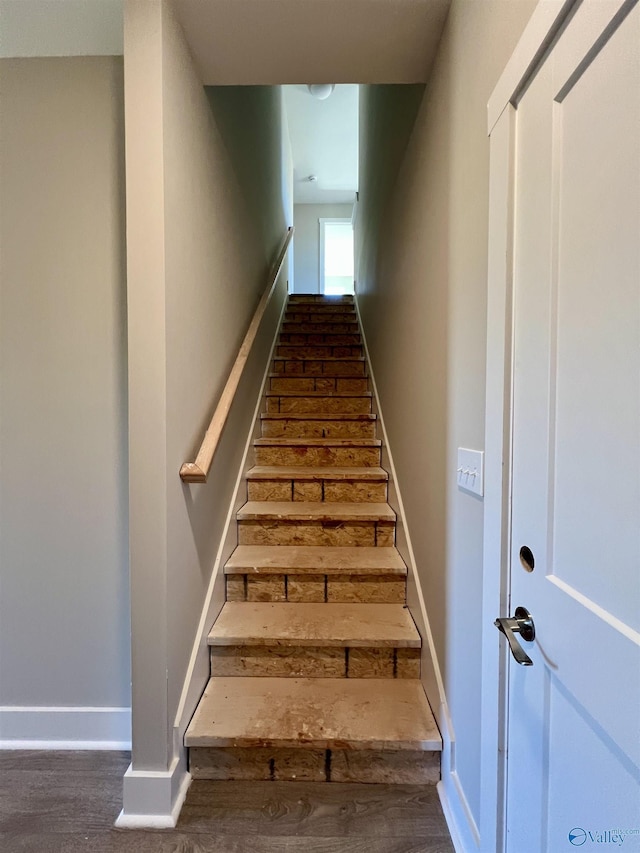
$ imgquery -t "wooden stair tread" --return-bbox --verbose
[185,677,441,750]
[224,545,407,575]
[237,502,395,522]
[208,602,420,648]
[265,390,372,397]
[281,330,361,336]
[272,356,365,363]
[284,317,357,323]
[268,373,367,379]
[247,466,388,481]
[254,438,381,448]
[261,413,376,421]
[275,343,362,349]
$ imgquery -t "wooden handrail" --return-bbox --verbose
[180,227,294,484]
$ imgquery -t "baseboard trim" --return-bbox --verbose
[0,706,131,750]
[116,754,191,828]
[438,771,481,853]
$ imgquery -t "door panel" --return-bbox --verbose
[553,0,640,629]
[505,2,640,850]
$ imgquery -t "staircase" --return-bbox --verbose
[185,294,441,784]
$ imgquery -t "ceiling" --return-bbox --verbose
[284,85,358,205]
[1,0,451,83]
[171,0,451,85]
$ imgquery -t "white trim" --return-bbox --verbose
[438,773,482,853]
[480,104,517,853]
[487,0,579,134]
[116,754,190,828]
[171,271,290,759]
[0,706,131,750]
[437,780,467,853]
[318,217,353,295]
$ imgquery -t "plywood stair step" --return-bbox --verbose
[284,312,357,321]
[237,500,395,547]
[272,357,367,378]
[186,677,438,748]
[268,375,369,394]
[254,437,381,468]
[281,324,360,334]
[225,544,405,604]
[276,345,364,358]
[225,545,407,575]
[266,391,372,417]
[278,335,362,346]
[208,602,421,679]
[288,295,354,303]
[247,466,388,503]
[284,303,356,311]
[284,315,358,324]
[260,416,376,439]
[209,602,420,647]
[186,676,441,784]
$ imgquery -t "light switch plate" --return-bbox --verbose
[457,448,484,497]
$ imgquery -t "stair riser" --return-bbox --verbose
[238,520,395,547]
[254,446,380,467]
[210,646,420,678]
[276,345,364,358]
[285,312,357,324]
[289,296,354,304]
[269,377,369,394]
[261,419,376,439]
[266,396,372,414]
[247,480,387,502]
[272,360,366,376]
[281,323,359,334]
[278,334,362,346]
[284,304,357,314]
[189,747,439,784]
[226,574,405,603]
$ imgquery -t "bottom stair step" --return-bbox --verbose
[189,745,441,784]
[185,677,440,750]
[186,677,441,784]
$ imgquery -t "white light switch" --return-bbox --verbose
[457,448,484,497]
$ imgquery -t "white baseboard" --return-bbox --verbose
[0,706,131,750]
[438,771,482,853]
[116,754,191,828]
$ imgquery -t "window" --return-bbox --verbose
[319,219,354,295]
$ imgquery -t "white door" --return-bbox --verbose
[504,2,640,850]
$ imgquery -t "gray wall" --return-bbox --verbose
[293,203,353,294]
[355,0,536,831]
[125,0,291,773]
[206,86,293,257]
[0,58,129,708]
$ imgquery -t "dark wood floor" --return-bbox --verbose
[0,751,454,852]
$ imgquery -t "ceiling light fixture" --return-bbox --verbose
[307,84,335,100]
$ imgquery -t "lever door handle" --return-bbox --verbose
[494,606,536,666]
